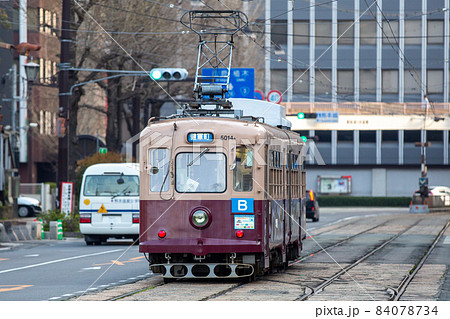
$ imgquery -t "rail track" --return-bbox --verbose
[389,220,450,301]
[81,214,450,301]
[103,215,412,301]
[295,219,422,301]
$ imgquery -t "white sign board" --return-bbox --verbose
[60,182,74,215]
[317,176,352,194]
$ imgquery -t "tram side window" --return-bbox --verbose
[149,148,170,192]
[233,147,253,192]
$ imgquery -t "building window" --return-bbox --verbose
[427,70,444,94]
[428,20,444,44]
[382,20,398,44]
[271,69,287,93]
[315,69,332,95]
[382,130,398,142]
[360,70,376,94]
[39,111,55,135]
[338,131,353,142]
[360,20,376,45]
[360,130,376,143]
[337,70,354,94]
[315,130,331,143]
[338,21,354,45]
[316,20,332,45]
[39,8,58,36]
[427,131,443,142]
[404,20,421,45]
[404,130,421,143]
[382,70,399,94]
[404,70,421,94]
[293,70,309,94]
[272,21,287,45]
[294,21,309,45]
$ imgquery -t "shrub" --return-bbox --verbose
[38,209,80,232]
[317,196,411,207]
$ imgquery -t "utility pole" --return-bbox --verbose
[19,0,27,164]
[415,96,430,204]
[57,0,71,205]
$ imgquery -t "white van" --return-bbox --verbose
[79,163,140,245]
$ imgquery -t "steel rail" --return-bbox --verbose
[390,220,450,301]
[289,218,394,266]
[295,219,422,301]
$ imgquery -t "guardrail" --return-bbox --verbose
[284,102,450,116]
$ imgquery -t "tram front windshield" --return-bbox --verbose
[176,152,226,193]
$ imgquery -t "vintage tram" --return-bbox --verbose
[138,99,307,280]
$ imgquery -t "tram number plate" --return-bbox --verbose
[220,135,235,140]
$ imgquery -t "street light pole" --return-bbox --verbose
[57,0,71,205]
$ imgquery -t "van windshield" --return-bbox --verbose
[83,175,139,197]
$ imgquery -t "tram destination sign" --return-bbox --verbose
[187,132,213,143]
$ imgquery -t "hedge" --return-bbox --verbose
[317,196,411,207]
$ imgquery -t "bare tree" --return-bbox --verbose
[71,0,264,158]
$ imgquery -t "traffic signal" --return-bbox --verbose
[297,112,317,119]
[149,68,188,81]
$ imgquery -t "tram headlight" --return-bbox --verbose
[190,209,211,229]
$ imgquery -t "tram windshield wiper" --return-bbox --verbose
[187,148,209,167]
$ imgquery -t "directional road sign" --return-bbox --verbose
[419,177,428,186]
[202,68,255,99]
[316,111,339,123]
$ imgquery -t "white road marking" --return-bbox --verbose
[24,254,39,257]
[79,266,102,272]
[443,236,450,244]
[0,249,124,274]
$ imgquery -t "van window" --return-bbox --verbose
[149,148,170,192]
[83,175,139,196]
[233,147,253,192]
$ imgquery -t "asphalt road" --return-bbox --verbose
[0,238,151,301]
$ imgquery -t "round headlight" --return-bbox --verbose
[192,210,208,227]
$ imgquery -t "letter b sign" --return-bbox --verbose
[231,198,254,213]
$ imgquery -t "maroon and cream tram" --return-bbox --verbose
[138,99,307,280]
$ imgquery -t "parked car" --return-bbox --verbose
[412,186,450,207]
[306,190,319,222]
[17,197,43,217]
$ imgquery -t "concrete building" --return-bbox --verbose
[265,0,450,196]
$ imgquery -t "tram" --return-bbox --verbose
[138,99,307,280]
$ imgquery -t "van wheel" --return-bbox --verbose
[86,241,94,246]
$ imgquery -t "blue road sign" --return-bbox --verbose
[316,111,339,123]
[202,68,255,99]
[419,177,428,186]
